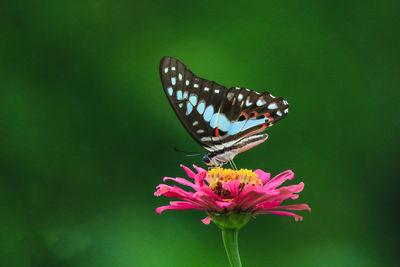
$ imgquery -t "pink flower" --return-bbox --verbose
[155,165,311,224]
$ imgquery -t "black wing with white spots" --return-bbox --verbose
[159,56,289,152]
[160,56,227,151]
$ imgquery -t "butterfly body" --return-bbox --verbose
[159,56,289,167]
[202,133,268,167]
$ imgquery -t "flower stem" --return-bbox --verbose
[222,228,241,267]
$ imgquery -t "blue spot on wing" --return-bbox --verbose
[186,102,193,115]
[228,121,246,135]
[197,101,205,114]
[210,113,218,128]
[203,106,214,122]
[189,95,197,106]
[167,87,173,96]
[244,118,265,130]
[177,90,183,100]
[228,118,265,135]
[210,113,231,132]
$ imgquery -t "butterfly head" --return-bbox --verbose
[202,154,225,167]
[202,154,212,165]
[202,151,235,167]
[202,154,223,166]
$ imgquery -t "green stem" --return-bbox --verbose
[222,228,241,267]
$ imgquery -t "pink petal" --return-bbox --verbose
[256,201,282,209]
[155,203,204,214]
[234,185,266,202]
[254,169,271,184]
[201,216,212,225]
[163,177,196,189]
[240,193,274,211]
[274,204,311,212]
[155,184,193,200]
[233,185,258,203]
[264,170,294,190]
[162,189,221,211]
[198,195,224,211]
[280,182,304,193]
[169,201,197,206]
[215,200,234,209]
[192,164,206,174]
[180,164,196,179]
[193,164,207,174]
[154,184,174,196]
[194,171,206,187]
[222,180,241,196]
[235,189,270,210]
[196,186,224,201]
[268,188,296,202]
[234,185,280,210]
[257,210,304,221]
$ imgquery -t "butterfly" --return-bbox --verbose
[159,56,289,167]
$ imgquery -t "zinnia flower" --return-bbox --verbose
[155,164,310,267]
[155,165,310,224]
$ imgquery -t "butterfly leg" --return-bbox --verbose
[232,160,238,170]
[228,160,234,169]
[229,160,238,170]
[232,160,237,170]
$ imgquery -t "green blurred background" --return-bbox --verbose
[1,1,399,266]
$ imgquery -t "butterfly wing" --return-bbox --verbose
[211,87,289,147]
[159,56,229,151]
[159,56,289,152]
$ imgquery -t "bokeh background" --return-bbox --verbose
[1,1,399,266]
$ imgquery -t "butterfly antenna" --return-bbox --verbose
[174,147,201,157]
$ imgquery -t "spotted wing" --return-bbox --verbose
[208,87,289,147]
[160,56,289,152]
[160,56,229,151]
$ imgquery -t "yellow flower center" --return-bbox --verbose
[207,168,262,198]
